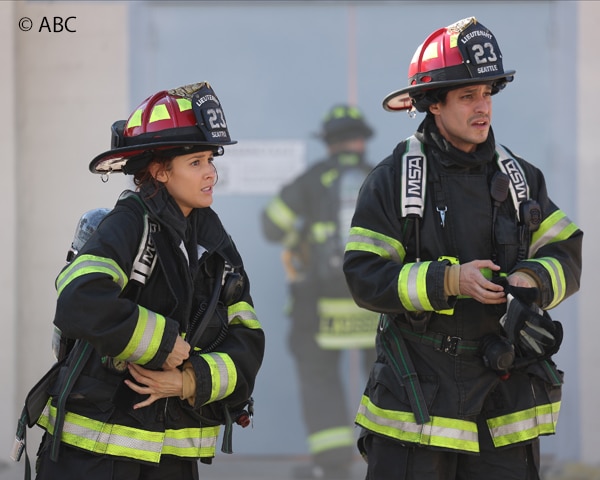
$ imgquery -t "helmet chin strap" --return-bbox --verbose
[212,164,219,187]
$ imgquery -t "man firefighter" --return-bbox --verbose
[343,17,582,480]
[262,105,379,479]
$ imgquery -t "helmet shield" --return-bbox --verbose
[456,19,506,80]
[191,84,233,145]
[383,17,515,112]
[89,82,236,174]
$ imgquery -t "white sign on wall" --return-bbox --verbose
[215,139,307,195]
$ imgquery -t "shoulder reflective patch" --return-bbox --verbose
[265,196,297,233]
[56,254,127,296]
[228,301,261,329]
[529,210,579,258]
[346,226,406,263]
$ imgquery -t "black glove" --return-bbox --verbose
[499,284,563,358]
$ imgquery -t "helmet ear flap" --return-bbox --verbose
[410,87,451,113]
[111,120,127,149]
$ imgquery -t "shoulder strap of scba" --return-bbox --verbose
[129,212,159,285]
[400,136,529,220]
[400,135,427,218]
[119,191,160,286]
[495,144,529,222]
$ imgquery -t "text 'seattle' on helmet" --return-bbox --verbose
[317,105,374,145]
[383,17,516,113]
[89,82,237,174]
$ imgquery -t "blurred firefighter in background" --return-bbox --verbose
[262,105,379,479]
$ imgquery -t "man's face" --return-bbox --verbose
[328,137,366,155]
[429,83,493,153]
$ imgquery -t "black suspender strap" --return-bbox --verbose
[50,340,93,462]
[380,314,431,425]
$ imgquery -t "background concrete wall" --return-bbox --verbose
[576,0,599,465]
[1,0,598,470]
[4,0,131,462]
[0,0,18,464]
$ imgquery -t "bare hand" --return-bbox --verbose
[124,363,183,409]
[459,260,506,304]
[163,336,190,370]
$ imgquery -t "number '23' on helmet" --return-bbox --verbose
[383,17,516,112]
[89,82,237,174]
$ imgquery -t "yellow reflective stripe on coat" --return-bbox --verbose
[315,297,377,349]
[321,168,339,187]
[199,352,237,404]
[524,257,566,309]
[346,226,406,264]
[356,395,479,453]
[311,221,335,243]
[161,426,219,458]
[487,401,560,447]
[265,197,297,235]
[228,301,261,329]
[115,306,166,364]
[529,210,579,258]
[37,401,219,462]
[308,426,354,455]
[56,254,128,296]
[398,262,434,312]
[55,254,165,365]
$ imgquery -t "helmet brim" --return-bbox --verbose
[382,70,516,112]
[89,139,237,174]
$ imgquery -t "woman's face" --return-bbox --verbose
[152,150,217,216]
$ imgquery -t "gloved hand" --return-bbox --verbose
[499,284,563,358]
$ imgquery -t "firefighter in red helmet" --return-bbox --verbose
[33,82,265,480]
[343,17,582,479]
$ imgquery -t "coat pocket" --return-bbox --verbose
[367,361,439,415]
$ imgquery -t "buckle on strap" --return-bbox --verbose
[437,335,461,356]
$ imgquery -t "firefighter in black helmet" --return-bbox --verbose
[343,17,582,479]
[262,104,378,479]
